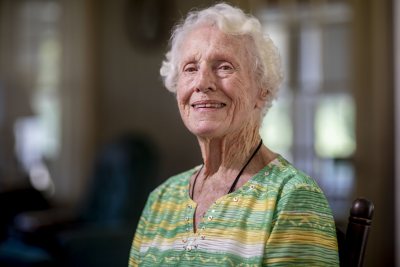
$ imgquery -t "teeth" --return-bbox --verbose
[192,103,226,108]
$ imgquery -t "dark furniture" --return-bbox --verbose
[0,134,158,267]
[337,198,374,267]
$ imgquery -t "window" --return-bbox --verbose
[259,2,354,220]
[12,0,62,195]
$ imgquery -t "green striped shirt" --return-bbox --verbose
[129,155,339,266]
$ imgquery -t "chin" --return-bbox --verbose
[189,125,226,139]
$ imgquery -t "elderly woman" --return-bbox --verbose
[129,3,338,266]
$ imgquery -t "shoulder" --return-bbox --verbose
[265,155,322,195]
[264,156,334,218]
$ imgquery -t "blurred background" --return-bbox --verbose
[0,0,397,266]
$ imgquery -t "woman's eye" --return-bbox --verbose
[216,62,235,75]
[183,64,197,73]
[219,64,233,70]
[216,61,235,71]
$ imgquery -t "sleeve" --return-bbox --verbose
[128,191,157,267]
[264,183,339,266]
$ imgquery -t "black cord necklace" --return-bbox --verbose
[190,140,263,199]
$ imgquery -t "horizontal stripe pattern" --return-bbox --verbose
[129,155,339,266]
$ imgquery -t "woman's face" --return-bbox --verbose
[176,25,265,139]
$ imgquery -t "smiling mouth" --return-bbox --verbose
[191,102,226,109]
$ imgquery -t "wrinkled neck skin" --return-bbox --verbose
[197,118,262,177]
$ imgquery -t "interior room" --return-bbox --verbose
[0,0,398,266]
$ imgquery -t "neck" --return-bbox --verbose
[197,122,261,176]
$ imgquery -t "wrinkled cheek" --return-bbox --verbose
[232,98,250,115]
[177,77,193,95]
[177,101,189,120]
[176,87,192,108]
[176,98,191,126]
[177,85,194,116]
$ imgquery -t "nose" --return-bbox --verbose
[194,66,216,93]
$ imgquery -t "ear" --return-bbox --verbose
[255,88,269,109]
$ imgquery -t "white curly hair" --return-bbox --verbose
[160,3,283,115]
